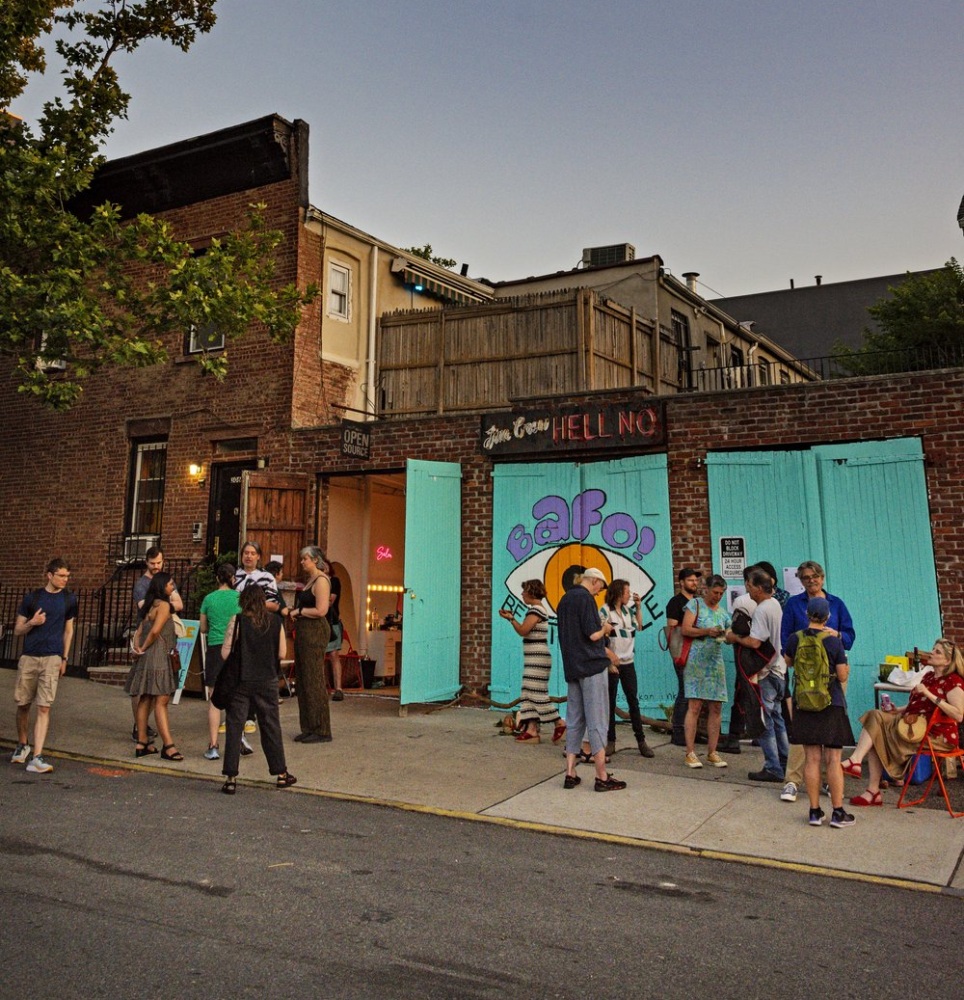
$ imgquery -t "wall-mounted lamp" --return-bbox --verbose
[188,462,206,488]
[256,456,269,470]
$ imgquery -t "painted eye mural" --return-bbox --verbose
[503,543,656,619]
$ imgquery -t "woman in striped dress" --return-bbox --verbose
[499,579,564,745]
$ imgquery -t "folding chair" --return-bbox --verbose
[897,707,964,817]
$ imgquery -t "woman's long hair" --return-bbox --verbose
[139,572,172,620]
[239,580,271,632]
[934,637,964,678]
[604,579,629,609]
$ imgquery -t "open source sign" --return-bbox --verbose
[341,420,371,459]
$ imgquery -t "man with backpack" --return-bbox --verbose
[10,557,77,774]
[778,561,856,803]
[784,598,855,828]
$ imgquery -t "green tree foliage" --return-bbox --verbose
[1,1,315,409]
[403,243,458,270]
[833,259,964,375]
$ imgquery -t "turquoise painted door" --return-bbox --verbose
[400,459,462,705]
[707,437,941,728]
[813,439,941,718]
[490,455,673,720]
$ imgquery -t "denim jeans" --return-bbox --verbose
[758,673,789,777]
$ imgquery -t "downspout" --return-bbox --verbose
[653,273,661,395]
[366,246,378,418]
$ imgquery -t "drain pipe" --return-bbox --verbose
[365,246,379,417]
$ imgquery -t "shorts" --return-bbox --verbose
[15,655,62,707]
[325,620,343,655]
[204,647,224,689]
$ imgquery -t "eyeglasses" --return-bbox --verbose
[799,575,822,583]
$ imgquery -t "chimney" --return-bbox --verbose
[815,275,822,286]
[790,278,795,290]
[682,271,700,293]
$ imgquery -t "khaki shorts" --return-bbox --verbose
[14,655,62,708]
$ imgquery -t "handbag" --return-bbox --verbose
[897,713,927,743]
[168,644,182,686]
[670,599,701,669]
[211,619,241,710]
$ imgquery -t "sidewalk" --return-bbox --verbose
[4,673,964,893]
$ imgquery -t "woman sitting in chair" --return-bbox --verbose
[841,638,964,805]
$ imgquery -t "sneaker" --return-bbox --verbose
[10,743,31,764]
[243,720,256,734]
[706,752,728,768]
[780,781,798,802]
[332,689,345,702]
[821,782,831,797]
[830,807,856,828]
[240,736,254,756]
[218,722,226,734]
[594,774,627,792]
[26,755,53,774]
[684,752,703,768]
[204,745,220,761]
[808,807,825,826]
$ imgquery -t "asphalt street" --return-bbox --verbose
[2,757,961,1000]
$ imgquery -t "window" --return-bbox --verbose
[328,262,351,320]
[186,321,225,354]
[35,331,67,372]
[129,440,167,539]
[758,358,771,385]
[670,310,690,346]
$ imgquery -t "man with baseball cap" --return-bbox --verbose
[557,567,627,792]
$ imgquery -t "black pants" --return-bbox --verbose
[223,679,287,778]
[608,662,645,743]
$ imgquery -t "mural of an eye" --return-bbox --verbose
[504,542,655,619]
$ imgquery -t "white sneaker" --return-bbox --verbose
[243,720,256,734]
[10,743,31,764]
[240,736,253,756]
[780,781,798,802]
[705,752,728,768]
[26,755,53,773]
[684,752,703,768]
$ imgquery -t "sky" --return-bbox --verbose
[11,0,964,298]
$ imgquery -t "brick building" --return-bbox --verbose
[1,114,957,725]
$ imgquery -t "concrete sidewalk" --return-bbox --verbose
[4,673,964,893]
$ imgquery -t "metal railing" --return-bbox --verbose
[687,344,964,392]
[0,557,200,674]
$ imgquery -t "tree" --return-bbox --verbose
[0,1,315,409]
[833,259,964,376]
[403,243,458,270]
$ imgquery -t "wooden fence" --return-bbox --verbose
[377,288,678,417]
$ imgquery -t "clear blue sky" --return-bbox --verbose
[12,0,964,297]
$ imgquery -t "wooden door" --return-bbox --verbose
[240,471,310,578]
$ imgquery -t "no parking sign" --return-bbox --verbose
[719,536,745,579]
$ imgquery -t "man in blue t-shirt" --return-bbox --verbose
[11,557,78,774]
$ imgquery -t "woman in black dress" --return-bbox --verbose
[282,545,332,744]
[220,585,296,794]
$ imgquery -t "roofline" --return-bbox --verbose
[491,254,664,289]
[305,207,494,296]
[709,268,944,303]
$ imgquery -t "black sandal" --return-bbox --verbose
[160,744,184,761]
[276,772,297,789]
[135,741,158,758]
[221,777,237,795]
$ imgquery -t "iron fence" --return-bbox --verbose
[0,557,201,674]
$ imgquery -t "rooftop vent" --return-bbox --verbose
[581,243,636,268]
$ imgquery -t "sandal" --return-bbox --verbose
[841,759,862,779]
[849,789,883,806]
[160,744,184,762]
[552,723,567,744]
[594,773,628,792]
[514,731,540,743]
[577,750,593,765]
[276,772,297,789]
[221,777,237,795]
[134,741,158,758]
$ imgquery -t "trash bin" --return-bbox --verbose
[361,658,376,689]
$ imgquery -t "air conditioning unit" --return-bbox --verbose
[582,243,636,268]
[119,534,160,565]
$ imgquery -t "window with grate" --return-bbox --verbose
[129,440,167,537]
